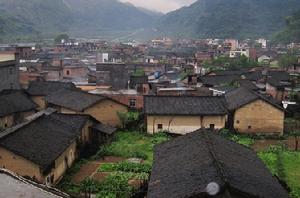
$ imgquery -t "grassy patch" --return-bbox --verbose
[258,147,300,198]
[220,129,255,147]
[95,131,169,163]
[98,161,152,173]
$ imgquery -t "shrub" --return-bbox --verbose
[98,162,152,173]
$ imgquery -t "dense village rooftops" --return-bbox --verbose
[0,90,37,117]
[0,169,69,198]
[208,69,248,76]
[225,87,284,111]
[45,88,107,112]
[130,75,148,86]
[244,70,265,81]
[148,130,290,198]
[26,81,76,96]
[0,113,89,172]
[237,79,259,91]
[198,75,240,87]
[267,70,290,81]
[144,96,227,115]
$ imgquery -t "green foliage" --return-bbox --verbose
[204,55,258,69]
[230,135,255,147]
[57,159,88,195]
[96,173,134,198]
[80,177,98,195]
[117,111,140,130]
[278,54,298,67]
[132,69,145,77]
[220,129,255,147]
[98,162,152,173]
[54,33,69,44]
[274,10,300,44]
[259,148,300,198]
[94,131,169,163]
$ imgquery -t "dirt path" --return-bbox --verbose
[71,156,126,184]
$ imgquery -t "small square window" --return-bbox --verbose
[248,125,252,129]
[236,120,240,124]
[210,124,215,130]
[129,99,136,107]
[157,124,163,130]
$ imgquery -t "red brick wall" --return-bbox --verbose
[106,94,144,110]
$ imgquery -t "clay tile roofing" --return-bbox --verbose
[26,81,76,96]
[93,123,117,135]
[198,75,240,86]
[0,169,70,198]
[0,90,37,117]
[148,129,290,198]
[144,96,228,116]
[45,88,106,112]
[0,113,89,172]
[225,87,283,111]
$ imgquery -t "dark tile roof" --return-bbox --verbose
[225,87,283,111]
[93,123,117,135]
[144,96,228,115]
[129,76,148,88]
[209,70,247,76]
[0,90,37,117]
[0,113,89,172]
[237,79,259,91]
[26,81,76,96]
[267,71,290,81]
[198,75,240,87]
[46,89,106,112]
[148,130,290,198]
[244,70,264,81]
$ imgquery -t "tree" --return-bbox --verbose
[54,33,69,44]
[117,111,140,130]
[80,177,97,198]
[278,54,298,68]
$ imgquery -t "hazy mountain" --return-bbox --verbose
[0,0,161,39]
[0,0,72,37]
[274,10,300,43]
[157,0,300,39]
[63,0,160,36]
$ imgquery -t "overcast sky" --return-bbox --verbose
[119,0,197,13]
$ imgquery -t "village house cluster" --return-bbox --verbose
[0,37,299,197]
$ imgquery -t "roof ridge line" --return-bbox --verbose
[204,132,229,189]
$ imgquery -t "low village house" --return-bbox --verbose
[26,81,76,110]
[144,96,228,134]
[0,90,37,130]
[148,129,290,198]
[225,87,285,135]
[45,88,129,127]
[0,111,111,186]
[0,114,90,185]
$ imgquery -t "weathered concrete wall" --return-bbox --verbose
[234,99,284,135]
[0,147,43,182]
[85,99,128,127]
